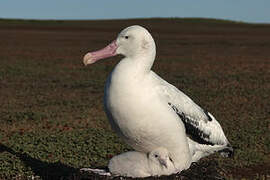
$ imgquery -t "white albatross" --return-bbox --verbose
[83,25,233,171]
[108,147,177,177]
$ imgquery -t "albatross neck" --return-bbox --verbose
[127,44,156,76]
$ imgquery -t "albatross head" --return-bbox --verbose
[83,25,156,66]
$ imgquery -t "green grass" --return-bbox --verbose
[0,129,129,179]
[1,56,269,179]
[0,58,128,179]
[0,19,269,179]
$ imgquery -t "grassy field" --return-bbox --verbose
[0,18,269,179]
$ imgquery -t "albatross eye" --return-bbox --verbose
[124,36,129,39]
[154,154,158,158]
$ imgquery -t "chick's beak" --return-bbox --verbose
[160,159,168,168]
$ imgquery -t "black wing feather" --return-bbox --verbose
[168,103,214,146]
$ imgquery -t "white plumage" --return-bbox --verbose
[108,147,177,177]
[83,25,233,175]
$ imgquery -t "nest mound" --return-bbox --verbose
[79,160,225,180]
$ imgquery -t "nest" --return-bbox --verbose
[79,160,226,180]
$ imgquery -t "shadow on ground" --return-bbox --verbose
[0,143,79,180]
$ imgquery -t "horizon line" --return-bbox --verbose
[1,16,269,25]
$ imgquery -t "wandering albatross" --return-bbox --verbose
[83,25,233,172]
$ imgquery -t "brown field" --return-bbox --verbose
[0,18,269,179]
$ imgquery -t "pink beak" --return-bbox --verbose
[83,40,118,66]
